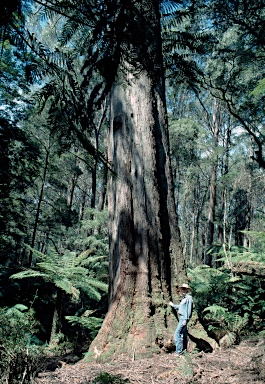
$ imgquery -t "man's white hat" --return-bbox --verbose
[180,283,191,290]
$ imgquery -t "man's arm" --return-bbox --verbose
[169,301,179,310]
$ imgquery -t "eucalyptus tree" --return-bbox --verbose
[22,0,265,358]
[167,87,225,266]
[4,0,185,359]
[200,0,265,168]
[84,0,186,359]
[197,0,265,256]
[165,0,265,264]
[168,113,206,265]
[3,0,218,357]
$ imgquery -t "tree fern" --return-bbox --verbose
[203,304,228,319]
[229,313,249,334]
[11,246,108,302]
[203,304,249,338]
[188,260,265,341]
[65,309,103,334]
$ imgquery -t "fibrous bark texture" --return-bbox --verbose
[87,0,185,360]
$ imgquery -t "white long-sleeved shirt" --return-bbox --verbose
[171,293,193,321]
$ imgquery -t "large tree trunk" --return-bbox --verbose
[87,0,185,360]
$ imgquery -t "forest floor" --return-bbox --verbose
[33,337,265,384]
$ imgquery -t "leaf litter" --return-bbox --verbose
[32,337,265,384]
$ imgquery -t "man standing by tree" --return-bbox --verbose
[169,283,193,355]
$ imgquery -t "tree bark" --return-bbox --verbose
[244,138,254,248]
[49,290,63,345]
[29,145,50,267]
[87,0,185,360]
[97,160,108,211]
[204,98,220,267]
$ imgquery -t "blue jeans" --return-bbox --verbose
[174,315,188,354]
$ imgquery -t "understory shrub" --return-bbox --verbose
[188,239,265,344]
[0,304,45,383]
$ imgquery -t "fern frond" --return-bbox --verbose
[81,285,102,301]
[81,309,97,317]
[65,314,103,330]
[75,249,93,265]
[161,0,182,14]
[54,278,80,299]
[228,313,249,333]
[24,244,46,261]
[203,304,228,318]
[10,270,48,279]
[81,255,107,266]
[84,278,108,292]
[36,262,61,275]
[64,267,88,277]
[7,304,28,313]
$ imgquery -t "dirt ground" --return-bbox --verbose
[33,337,265,384]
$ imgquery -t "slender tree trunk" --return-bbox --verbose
[190,180,202,266]
[91,99,108,209]
[67,168,79,226]
[97,160,108,211]
[90,164,97,209]
[204,99,220,267]
[88,0,185,360]
[190,220,195,265]
[220,119,232,246]
[29,147,49,267]
[49,290,63,345]
[244,138,254,248]
[204,166,217,266]
[79,182,89,221]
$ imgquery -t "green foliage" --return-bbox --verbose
[10,246,108,346]
[73,208,109,281]
[0,304,38,346]
[203,304,249,337]
[241,231,265,257]
[0,304,44,383]
[11,247,108,302]
[0,118,40,264]
[75,209,109,254]
[169,117,199,165]
[213,232,265,277]
[188,265,228,310]
[188,245,265,342]
[90,372,129,384]
[2,0,265,360]
[66,309,103,339]
[250,78,265,97]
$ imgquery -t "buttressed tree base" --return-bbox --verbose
[85,0,213,361]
